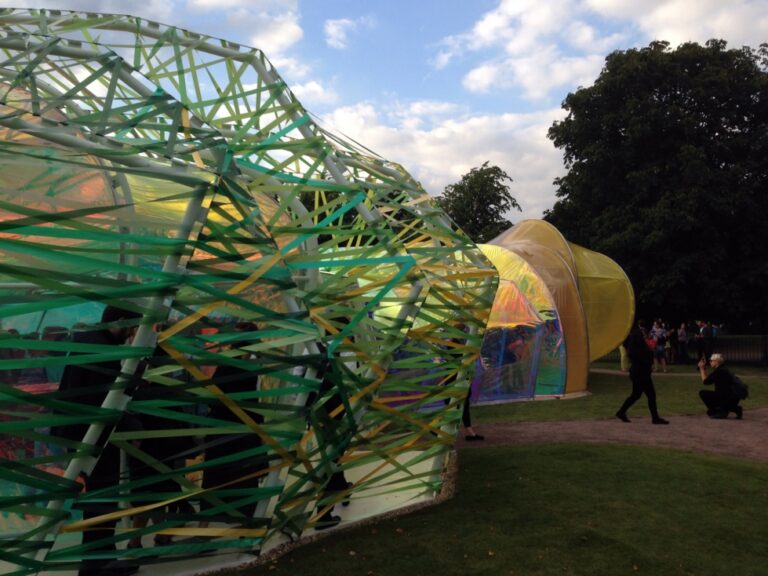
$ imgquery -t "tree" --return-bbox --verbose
[545,40,768,330]
[438,162,520,243]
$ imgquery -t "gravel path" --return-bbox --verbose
[457,407,768,463]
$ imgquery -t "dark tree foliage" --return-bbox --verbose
[438,162,520,243]
[545,40,768,330]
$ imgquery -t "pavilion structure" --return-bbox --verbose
[0,9,496,575]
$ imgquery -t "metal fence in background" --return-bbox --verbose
[597,335,768,366]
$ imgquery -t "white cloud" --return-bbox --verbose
[432,35,463,69]
[432,0,618,101]
[320,102,567,221]
[0,0,177,22]
[324,18,355,49]
[585,0,768,49]
[187,0,304,55]
[246,11,303,54]
[434,0,768,104]
[324,16,375,50]
[639,1,768,49]
[583,0,665,20]
[189,0,298,10]
[514,51,605,100]
[291,80,338,105]
[462,62,501,93]
[565,21,628,53]
[402,101,460,117]
[462,47,604,100]
[388,100,463,130]
[268,55,311,80]
[433,50,454,70]
[460,0,574,54]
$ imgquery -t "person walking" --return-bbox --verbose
[615,320,669,425]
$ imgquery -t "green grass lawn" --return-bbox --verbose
[226,366,768,576]
[249,445,768,576]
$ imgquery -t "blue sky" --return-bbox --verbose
[6,0,767,220]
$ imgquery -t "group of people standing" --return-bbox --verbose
[616,318,745,425]
[637,319,719,372]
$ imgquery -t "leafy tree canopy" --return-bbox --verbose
[438,162,520,243]
[545,39,768,330]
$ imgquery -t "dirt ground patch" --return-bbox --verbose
[457,407,768,463]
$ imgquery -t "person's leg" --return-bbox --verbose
[462,397,484,439]
[708,391,734,418]
[616,373,643,421]
[698,389,725,417]
[462,396,471,428]
[77,448,136,576]
[642,378,667,423]
[128,512,149,549]
[645,380,658,419]
[316,468,346,530]
[77,506,119,576]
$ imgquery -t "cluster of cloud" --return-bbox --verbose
[319,102,567,221]
[3,0,764,221]
[435,0,766,100]
[433,0,631,100]
[0,0,176,21]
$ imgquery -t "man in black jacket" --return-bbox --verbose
[53,305,142,576]
[697,353,743,419]
[615,320,669,425]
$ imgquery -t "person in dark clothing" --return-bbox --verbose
[462,395,484,441]
[697,353,743,419]
[446,323,483,441]
[307,346,354,530]
[615,320,669,425]
[199,328,266,526]
[52,305,142,576]
[125,350,197,549]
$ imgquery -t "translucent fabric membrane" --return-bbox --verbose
[569,244,635,361]
[473,220,634,403]
[0,9,496,575]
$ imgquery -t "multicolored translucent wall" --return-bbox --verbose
[0,9,496,575]
[471,220,634,404]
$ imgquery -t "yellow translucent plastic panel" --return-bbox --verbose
[570,243,634,361]
[493,219,576,272]
[0,87,114,261]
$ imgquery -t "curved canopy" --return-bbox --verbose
[476,220,634,402]
[473,244,565,402]
[489,220,589,396]
[569,243,635,361]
